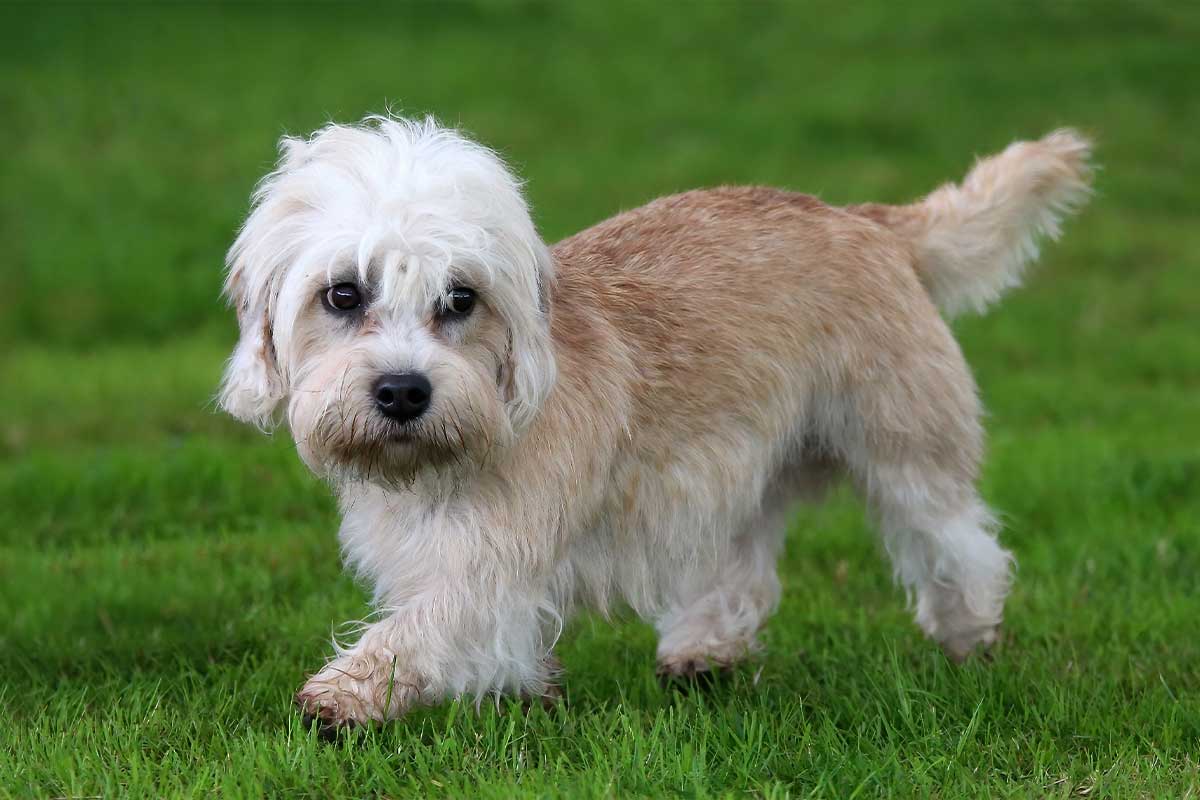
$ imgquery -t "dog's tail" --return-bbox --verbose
[851,129,1093,317]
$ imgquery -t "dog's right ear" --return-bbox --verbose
[218,259,285,428]
[217,134,312,428]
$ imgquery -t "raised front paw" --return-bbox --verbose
[296,651,424,736]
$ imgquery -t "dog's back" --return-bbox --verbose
[543,132,1091,667]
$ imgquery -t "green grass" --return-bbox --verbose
[2,1,1199,797]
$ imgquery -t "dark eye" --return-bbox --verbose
[323,282,362,312]
[444,286,476,316]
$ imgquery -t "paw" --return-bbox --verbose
[295,652,423,734]
[520,654,566,711]
[916,584,1004,664]
[655,650,741,691]
[940,624,1001,664]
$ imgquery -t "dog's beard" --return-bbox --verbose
[331,413,471,485]
[291,389,504,487]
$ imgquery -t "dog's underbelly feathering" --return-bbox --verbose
[218,117,1091,731]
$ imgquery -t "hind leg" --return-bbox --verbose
[838,326,1013,660]
[653,467,824,678]
[865,463,1012,660]
[654,532,781,678]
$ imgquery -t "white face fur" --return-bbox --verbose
[219,117,556,485]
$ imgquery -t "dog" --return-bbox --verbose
[219,116,1091,731]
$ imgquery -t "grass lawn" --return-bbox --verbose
[2,2,1199,797]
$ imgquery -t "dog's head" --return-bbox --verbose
[219,116,555,483]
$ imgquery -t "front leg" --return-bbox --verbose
[295,607,564,731]
[297,487,568,731]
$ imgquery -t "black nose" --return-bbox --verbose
[373,373,432,422]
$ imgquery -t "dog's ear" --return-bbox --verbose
[217,134,310,428]
[500,240,557,434]
[218,256,286,428]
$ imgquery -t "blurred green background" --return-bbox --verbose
[2,2,1198,797]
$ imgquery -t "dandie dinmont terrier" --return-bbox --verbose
[219,116,1091,730]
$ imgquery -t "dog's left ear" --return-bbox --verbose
[218,258,285,428]
[500,240,557,434]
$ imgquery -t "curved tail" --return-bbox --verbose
[852,130,1094,317]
